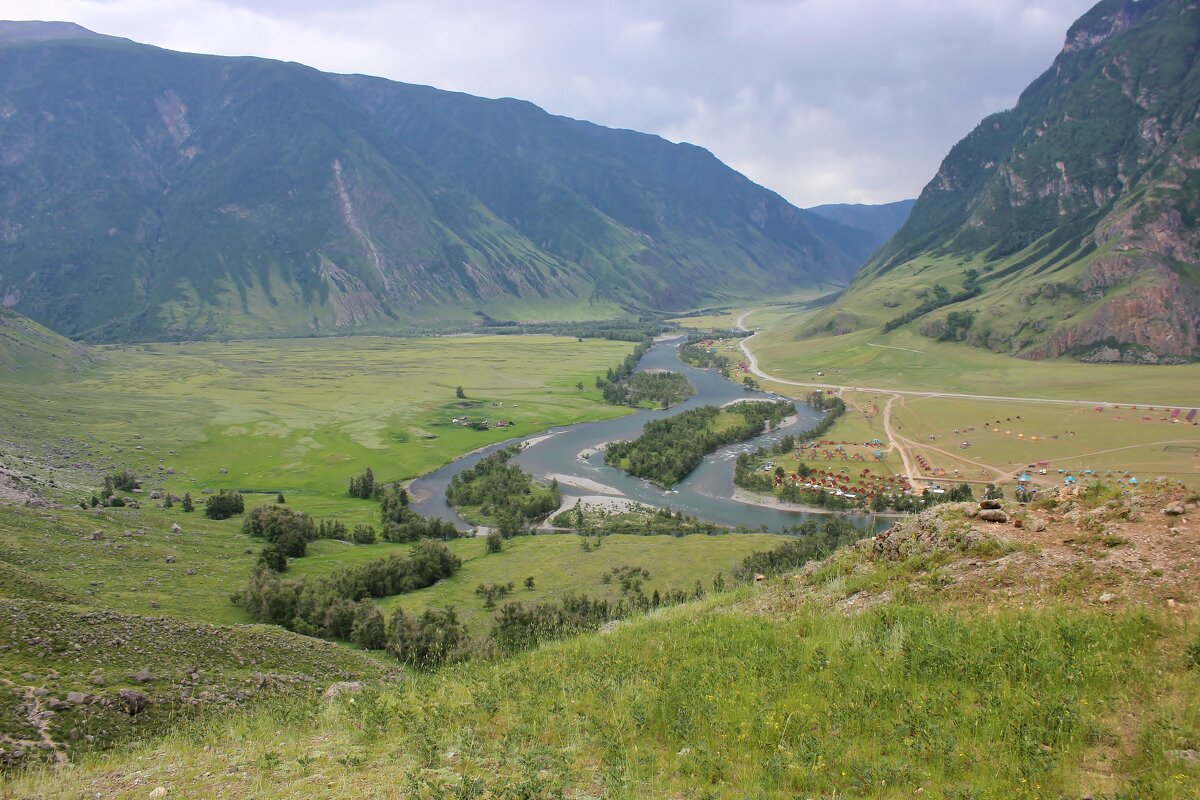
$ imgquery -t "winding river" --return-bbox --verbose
[409,336,890,533]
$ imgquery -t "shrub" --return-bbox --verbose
[203,490,244,520]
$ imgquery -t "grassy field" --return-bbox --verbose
[0,334,636,525]
[13,531,1198,798]
[752,321,1200,405]
[290,532,784,634]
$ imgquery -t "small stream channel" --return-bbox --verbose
[408,336,890,534]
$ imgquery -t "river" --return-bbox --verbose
[408,336,890,533]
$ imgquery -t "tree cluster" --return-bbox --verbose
[203,490,245,520]
[605,400,793,487]
[731,518,867,582]
[597,368,695,408]
[379,485,459,541]
[679,341,732,376]
[234,540,462,649]
[348,467,377,499]
[445,446,560,531]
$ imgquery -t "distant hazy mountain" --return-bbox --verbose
[804,200,915,250]
[0,22,873,341]
[802,0,1199,363]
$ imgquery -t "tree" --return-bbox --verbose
[576,382,584,391]
[350,603,387,650]
[276,493,286,504]
[258,544,288,572]
[352,524,377,545]
[203,490,245,520]
[455,386,466,399]
[163,493,173,509]
[387,606,467,670]
[182,492,194,513]
[524,576,535,590]
[485,531,502,553]
[348,467,375,499]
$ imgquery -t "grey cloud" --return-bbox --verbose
[0,0,1097,204]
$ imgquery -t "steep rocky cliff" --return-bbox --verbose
[808,0,1200,362]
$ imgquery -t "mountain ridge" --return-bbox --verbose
[0,23,878,342]
[796,0,1200,363]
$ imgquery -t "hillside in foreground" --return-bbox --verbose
[8,485,1198,798]
[798,0,1199,364]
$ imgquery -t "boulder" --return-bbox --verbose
[170,523,182,534]
[1029,517,1047,532]
[130,669,156,684]
[979,499,1003,510]
[116,689,147,715]
[1162,502,1185,515]
[66,691,89,704]
[978,509,1008,523]
[323,681,364,699]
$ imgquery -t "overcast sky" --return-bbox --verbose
[0,0,1097,207]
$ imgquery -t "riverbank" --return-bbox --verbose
[730,487,904,519]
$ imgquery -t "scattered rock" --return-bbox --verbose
[1167,748,1198,763]
[164,556,175,563]
[130,669,156,684]
[117,689,148,715]
[89,529,105,541]
[170,523,182,534]
[149,788,168,799]
[1098,592,1116,604]
[980,499,1003,510]
[978,509,1008,523]
[1162,502,1185,516]
[66,691,89,704]
[323,681,364,699]
[1029,517,1047,532]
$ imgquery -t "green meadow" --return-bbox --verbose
[0,334,636,522]
[291,532,784,634]
[752,320,1200,405]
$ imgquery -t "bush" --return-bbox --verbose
[388,606,468,670]
[352,524,377,545]
[486,531,502,553]
[203,490,245,520]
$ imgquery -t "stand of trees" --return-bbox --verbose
[605,400,793,487]
[234,540,462,651]
[445,446,560,532]
[882,280,981,334]
[597,369,695,407]
[203,490,244,520]
[731,518,867,581]
[680,340,733,376]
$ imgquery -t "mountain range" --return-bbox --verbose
[0,22,905,342]
[799,0,1199,363]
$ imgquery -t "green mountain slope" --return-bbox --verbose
[802,0,1200,363]
[0,24,870,342]
[0,305,93,379]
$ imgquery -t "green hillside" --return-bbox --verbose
[800,0,1199,363]
[8,494,1199,798]
[0,24,871,342]
[0,306,94,380]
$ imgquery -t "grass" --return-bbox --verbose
[11,592,1197,798]
[290,532,785,634]
[0,334,636,526]
[0,597,391,766]
[752,320,1200,405]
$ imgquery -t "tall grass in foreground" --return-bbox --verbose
[14,600,1197,799]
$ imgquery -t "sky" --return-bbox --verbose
[0,0,1098,207]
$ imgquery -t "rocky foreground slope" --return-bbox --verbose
[6,485,1198,798]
